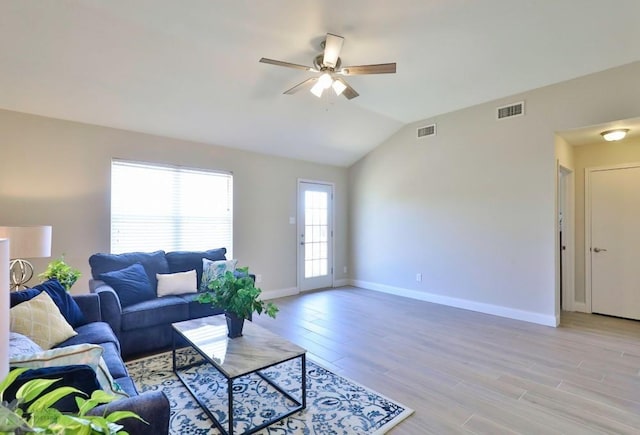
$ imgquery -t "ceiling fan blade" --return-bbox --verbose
[339,63,396,75]
[284,77,317,95]
[323,33,344,68]
[259,58,315,72]
[341,81,359,100]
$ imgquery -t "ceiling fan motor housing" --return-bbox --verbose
[313,54,341,71]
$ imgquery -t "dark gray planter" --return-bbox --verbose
[225,313,244,338]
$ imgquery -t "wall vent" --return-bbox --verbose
[417,124,436,138]
[497,101,525,120]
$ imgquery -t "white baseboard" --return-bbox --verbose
[333,279,350,287]
[262,287,299,300]
[572,302,588,313]
[350,279,558,327]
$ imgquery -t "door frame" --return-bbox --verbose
[297,179,335,292]
[558,165,575,312]
[584,162,640,313]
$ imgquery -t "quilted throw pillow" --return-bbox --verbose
[9,343,128,398]
[200,258,238,291]
[9,291,77,349]
[10,279,86,327]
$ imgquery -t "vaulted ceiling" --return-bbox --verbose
[2,1,640,166]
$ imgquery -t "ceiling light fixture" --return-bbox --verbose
[310,80,324,98]
[310,73,335,98]
[332,79,347,96]
[310,74,348,98]
[601,129,629,141]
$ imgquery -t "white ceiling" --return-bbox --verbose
[559,117,640,147]
[2,1,640,166]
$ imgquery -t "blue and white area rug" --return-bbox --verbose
[127,349,413,434]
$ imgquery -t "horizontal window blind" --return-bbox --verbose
[111,160,232,257]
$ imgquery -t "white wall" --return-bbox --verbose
[348,61,640,326]
[0,109,349,296]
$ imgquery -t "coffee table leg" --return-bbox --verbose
[172,332,176,372]
[228,377,234,435]
[301,354,307,408]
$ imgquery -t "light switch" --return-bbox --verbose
[289,217,296,224]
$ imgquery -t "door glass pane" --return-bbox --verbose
[304,189,329,279]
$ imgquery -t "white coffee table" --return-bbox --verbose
[172,315,307,435]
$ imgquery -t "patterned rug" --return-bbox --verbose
[126,349,413,434]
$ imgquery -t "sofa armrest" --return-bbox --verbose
[73,293,102,323]
[89,280,123,338]
[89,391,170,435]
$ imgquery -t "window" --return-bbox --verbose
[110,160,232,256]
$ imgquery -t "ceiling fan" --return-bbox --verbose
[259,33,396,100]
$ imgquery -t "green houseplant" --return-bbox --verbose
[0,368,144,434]
[197,266,278,338]
[38,255,81,291]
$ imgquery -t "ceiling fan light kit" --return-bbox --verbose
[259,32,396,100]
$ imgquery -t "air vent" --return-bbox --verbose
[417,124,436,138]
[497,101,525,120]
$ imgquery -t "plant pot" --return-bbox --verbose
[225,313,244,338]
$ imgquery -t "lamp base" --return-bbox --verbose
[9,258,34,291]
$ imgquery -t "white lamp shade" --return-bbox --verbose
[332,79,347,96]
[318,73,333,90]
[0,238,9,379]
[0,226,52,259]
[310,80,325,98]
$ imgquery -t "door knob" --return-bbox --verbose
[593,247,607,253]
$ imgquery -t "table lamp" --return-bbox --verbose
[0,226,52,291]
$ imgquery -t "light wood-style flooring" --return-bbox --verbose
[252,287,640,434]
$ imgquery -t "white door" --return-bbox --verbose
[590,165,640,320]
[298,181,333,291]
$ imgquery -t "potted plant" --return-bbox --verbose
[0,368,144,434]
[38,255,81,291]
[197,266,278,338]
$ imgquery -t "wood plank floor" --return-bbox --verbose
[252,287,640,434]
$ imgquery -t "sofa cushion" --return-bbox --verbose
[99,263,156,308]
[10,280,86,327]
[99,341,129,379]
[165,248,227,286]
[59,321,120,350]
[121,296,189,331]
[177,292,225,319]
[10,291,77,349]
[89,250,169,290]
[156,269,198,297]
[113,376,138,397]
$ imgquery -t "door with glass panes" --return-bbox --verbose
[298,181,333,291]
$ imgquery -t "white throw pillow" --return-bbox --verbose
[156,269,198,297]
[9,343,128,398]
[200,258,238,291]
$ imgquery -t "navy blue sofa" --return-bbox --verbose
[89,248,228,358]
[8,286,170,435]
